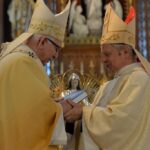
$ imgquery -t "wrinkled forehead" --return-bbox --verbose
[101,43,127,51]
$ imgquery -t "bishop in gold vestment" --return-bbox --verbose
[0,0,70,149]
[0,44,61,150]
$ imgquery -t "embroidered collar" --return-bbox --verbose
[15,44,38,59]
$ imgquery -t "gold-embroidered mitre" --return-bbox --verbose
[1,0,70,57]
[100,3,135,48]
[28,0,70,47]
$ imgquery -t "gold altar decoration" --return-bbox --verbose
[49,69,100,104]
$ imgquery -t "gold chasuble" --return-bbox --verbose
[0,44,61,150]
[0,0,70,149]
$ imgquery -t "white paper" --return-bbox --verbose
[63,90,88,103]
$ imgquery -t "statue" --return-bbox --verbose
[69,0,89,36]
[61,73,81,97]
[49,69,100,105]
[84,0,103,35]
[61,72,88,103]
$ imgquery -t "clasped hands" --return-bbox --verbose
[56,98,83,123]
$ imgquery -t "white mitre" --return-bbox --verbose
[1,0,70,56]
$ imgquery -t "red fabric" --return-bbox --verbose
[125,7,135,24]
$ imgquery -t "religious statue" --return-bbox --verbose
[61,73,81,97]
[69,0,89,36]
[84,0,103,35]
[49,69,100,104]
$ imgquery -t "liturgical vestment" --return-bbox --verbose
[81,63,150,150]
[0,44,61,150]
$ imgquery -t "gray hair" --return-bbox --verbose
[111,43,136,58]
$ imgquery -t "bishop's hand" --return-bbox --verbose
[60,99,73,114]
[64,100,83,123]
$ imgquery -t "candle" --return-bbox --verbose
[80,61,84,74]
[100,62,104,74]
[60,61,64,74]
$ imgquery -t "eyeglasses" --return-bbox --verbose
[47,38,61,53]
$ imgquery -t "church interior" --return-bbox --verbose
[0,0,149,81]
[1,1,150,149]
